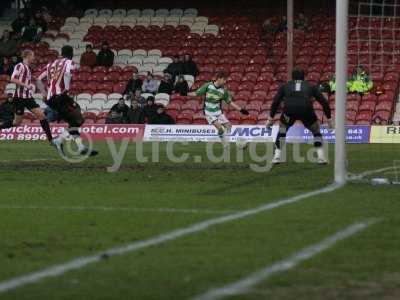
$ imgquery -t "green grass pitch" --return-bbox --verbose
[0,141,399,300]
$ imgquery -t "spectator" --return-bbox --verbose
[182,54,199,77]
[40,7,52,23]
[80,44,97,68]
[33,11,47,33]
[96,41,114,67]
[0,94,14,126]
[124,72,143,97]
[277,16,287,32]
[21,18,43,42]
[349,66,373,94]
[142,72,158,94]
[149,105,175,124]
[127,99,145,124]
[143,96,158,122]
[373,116,384,125]
[262,18,277,36]
[166,55,184,81]
[130,89,146,107]
[294,13,311,31]
[0,30,19,58]
[12,11,28,35]
[106,98,129,124]
[174,75,189,96]
[158,73,174,95]
[4,56,19,77]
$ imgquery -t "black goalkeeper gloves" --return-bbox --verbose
[240,108,249,115]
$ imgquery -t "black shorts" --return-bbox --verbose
[46,94,84,127]
[280,107,318,128]
[13,97,40,116]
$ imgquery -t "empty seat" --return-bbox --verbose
[170,8,184,17]
[155,93,170,106]
[108,93,123,101]
[184,8,198,16]
[132,49,147,58]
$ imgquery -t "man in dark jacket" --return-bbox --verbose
[127,99,144,124]
[96,41,114,67]
[80,44,97,68]
[106,98,129,124]
[143,96,158,122]
[12,11,28,35]
[149,105,175,124]
[157,73,174,95]
[174,75,189,96]
[0,30,20,58]
[182,54,199,77]
[166,55,183,81]
[124,72,143,97]
[0,94,14,126]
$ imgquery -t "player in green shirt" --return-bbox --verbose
[188,71,249,144]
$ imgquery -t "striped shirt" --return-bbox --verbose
[195,82,232,115]
[11,62,32,99]
[38,58,75,100]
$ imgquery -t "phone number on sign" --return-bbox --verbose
[0,133,48,141]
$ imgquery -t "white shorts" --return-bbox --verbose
[205,112,229,125]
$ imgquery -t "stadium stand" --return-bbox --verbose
[0,7,398,125]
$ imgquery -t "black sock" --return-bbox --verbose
[40,119,53,142]
[0,120,13,130]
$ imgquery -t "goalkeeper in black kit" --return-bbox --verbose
[266,69,333,164]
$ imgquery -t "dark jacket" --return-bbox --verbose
[127,107,145,124]
[124,79,143,95]
[166,62,184,81]
[143,104,158,122]
[174,81,189,96]
[182,60,199,77]
[0,37,19,57]
[34,17,47,32]
[96,49,114,67]
[158,79,174,95]
[149,112,175,124]
[0,100,14,122]
[11,17,28,34]
[107,103,129,123]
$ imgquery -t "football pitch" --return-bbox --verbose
[0,141,399,300]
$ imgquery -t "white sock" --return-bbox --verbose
[74,136,86,152]
[56,130,70,143]
[274,148,281,157]
[316,147,326,160]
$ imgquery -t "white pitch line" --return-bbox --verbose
[192,218,380,300]
[0,159,56,163]
[0,182,342,294]
[348,166,396,181]
[0,205,236,215]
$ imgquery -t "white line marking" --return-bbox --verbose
[348,166,395,180]
[0,159,56,163]
[191,218,380,300]
[0,205,236,215]
[0,183,342,294]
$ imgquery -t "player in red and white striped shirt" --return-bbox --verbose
[36,45,98,157]
[0,50,53,143]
